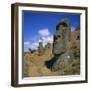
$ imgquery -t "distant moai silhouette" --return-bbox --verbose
[38,42,44,55]
[45,43,51,49]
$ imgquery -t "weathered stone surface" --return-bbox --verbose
[53,19,71,55]
[51,51,74,71]
[51,19,72,71]
[45,19,80,73]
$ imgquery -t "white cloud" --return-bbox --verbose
[24,42,30,52]
[71,26,76,32]
[30,42,39,50]
[42,35,53,46]
[39,39,42,43]
[24,41,39,52]
[38,28,50,36]
[38,28,53,46]
[24,28,54,52]
[24,42,30,45]
[47,35,53,43]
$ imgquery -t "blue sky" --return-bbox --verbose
[23,11,80,52]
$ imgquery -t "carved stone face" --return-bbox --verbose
[53,20,71,55]
[53,35,66,55]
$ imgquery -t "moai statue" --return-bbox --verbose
[38,42,44,56]
[45,43,51,49]
[53,19,71,55]
[45,19,72,71]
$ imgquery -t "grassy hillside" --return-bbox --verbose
[24,44,62,77]
[24,30,80,77]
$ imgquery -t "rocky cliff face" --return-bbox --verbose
[45,19,80,75]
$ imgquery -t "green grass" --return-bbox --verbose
[62,57,80,75]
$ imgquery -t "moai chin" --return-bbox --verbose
[53,19,71,55]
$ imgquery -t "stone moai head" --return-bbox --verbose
[53,19,71,55]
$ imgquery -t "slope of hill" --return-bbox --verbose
[24,30,80,77]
